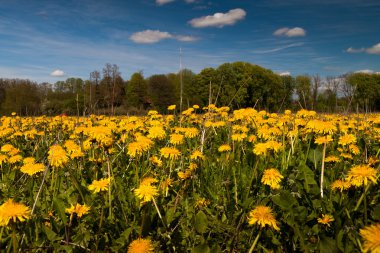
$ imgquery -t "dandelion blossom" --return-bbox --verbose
[128,238,154,253]
[0,199,31,226]
[20,163,45,176]
[345,165,377,187]
[360,223,380,253]
[330,179,351,192]
[48,144,68,168]
[261,168,283,189]
[160,147,181,160]
[65,203,90,218]
[317,214,334,227]
[88,178,111,193]
[134,179,158,203]
[218,144,231,152]
[247,206,279,230]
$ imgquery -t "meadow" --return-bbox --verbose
[0,105,379,252]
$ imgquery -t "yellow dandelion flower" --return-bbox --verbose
[134,179,158,203]
[127,142,145,158]
[128,238,154,253]
[218,144,232,152]
[0,199,31,226]
[160,147,181,160]
[169,133,184,145]
[253,142,268,156]
[88,178,111,193]
[183,127,199,138]
[20,163,45,176]
[149,156,162,167]
[190,150,204,160]
[261,168,283,189]
[147,126,166,139]
[360,223,380,253]
[167,104,176,111]
[340,153,353,160]
[65,203,90,218]
[247,206,279,231]
[317,214,334,226]
[338,134,356,146]
[345,165,377,187]
[0,154,7,165]
[140,177,158,186]
[178,170,192,180]
[64,140,84,159]
[349,144,360,155]
[23,157,36,164]
[325,155,340,163]
[48,144,68,168]
[8,154,23,164]
[315,135,333,145]
[330,179,351,192]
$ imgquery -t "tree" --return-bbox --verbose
[124,72,148,110]
[346,72,380,112]
[295,75,312,109]
[147,74,176,112]
[311,74,322,110]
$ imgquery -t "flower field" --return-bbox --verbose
[0,106,379,252]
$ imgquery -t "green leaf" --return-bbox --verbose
[53,198,68,224]
[372,204,380,221]
[194,210,208,234]
[336,229,345,252]
[272,191,298,211]
[319,236,339,253]
[191,243,210,253]
[43,225,63,242]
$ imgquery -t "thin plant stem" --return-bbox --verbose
[320,143,326,198]
[248,229,262,253]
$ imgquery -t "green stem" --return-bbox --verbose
[354,185,370,211]
[248,230,261,253]
[320,143,326,198]
[12,224,17,253]
[152,197,167,229]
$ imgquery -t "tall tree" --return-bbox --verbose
[295,75,312,109]
[124,71,148,110]
[148,74,176,112]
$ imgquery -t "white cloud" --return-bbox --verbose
[189,8,246,28]
[251,42,304,54]
[355,69,374,74]
[346,43,380,54]
[346,47,365,53]
[273,27,306,37]
[130,30,173,43]
[176,35,198,42]
[156,0,175,5]
[50,69,65,77]
[278,71,291,76]
[129,30,198,44]
[366,43,380,54]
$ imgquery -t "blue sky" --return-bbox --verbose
[0,0,379,83]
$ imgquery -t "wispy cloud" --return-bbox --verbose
[130,30,173,43]
[366,43,380,54]
[50,69,65,77]
[355,69,374,74]
[129,29,198,44]
[189,8,246,28]
[346,43,380,54]
[273,27,306,37]
[252,42,304,54]
[156,0,175,5]
[278,71,291,76]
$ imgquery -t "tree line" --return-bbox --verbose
[1,62,379,116]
